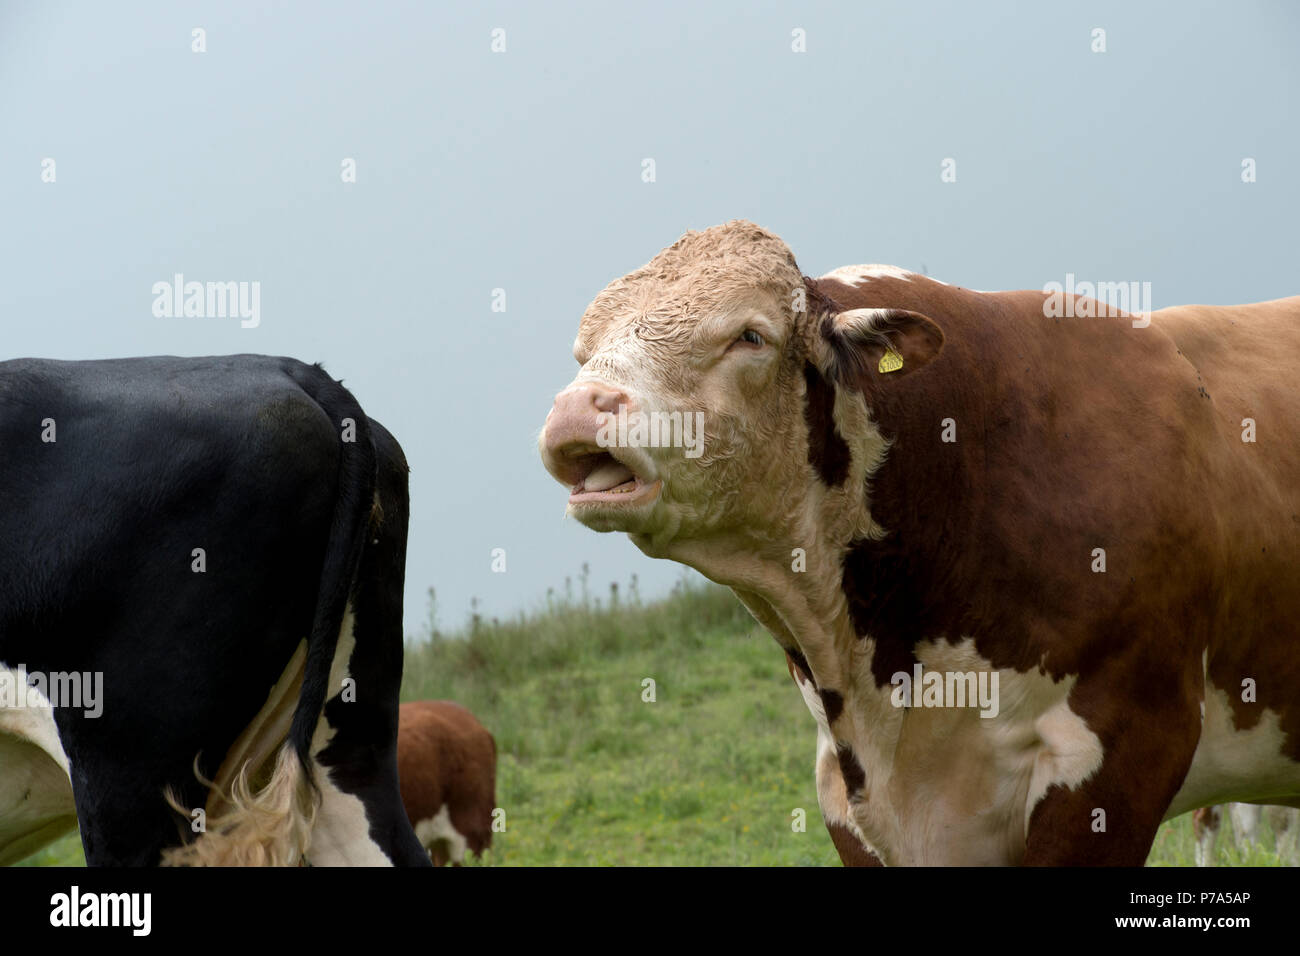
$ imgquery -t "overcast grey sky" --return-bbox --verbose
[2,1,1296,636]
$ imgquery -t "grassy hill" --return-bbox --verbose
[18,577,1290,866]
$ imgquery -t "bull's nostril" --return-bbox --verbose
[591,388,628,414]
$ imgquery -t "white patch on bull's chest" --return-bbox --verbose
[0,663,78,865]
[304,610,393,867]
[1167,682,1300,818]
[796,638,1103,865]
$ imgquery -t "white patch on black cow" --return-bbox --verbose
[0,663,78,865]
[303,608,393,866]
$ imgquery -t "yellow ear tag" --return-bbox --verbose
[878,349,904,374]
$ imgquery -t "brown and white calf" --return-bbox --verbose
[397,700,496,865]
[539,219,1300,866]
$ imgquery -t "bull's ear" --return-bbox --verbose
[818,307,944,387]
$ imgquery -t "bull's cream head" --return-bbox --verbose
[539,220,944,583]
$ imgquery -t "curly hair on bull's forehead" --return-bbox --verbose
[583,220,806,326]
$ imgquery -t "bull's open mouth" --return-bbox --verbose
[566,451,663,507]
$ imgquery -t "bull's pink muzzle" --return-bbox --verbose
[540,382,662,508]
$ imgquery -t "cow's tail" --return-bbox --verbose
[162,364,376,866]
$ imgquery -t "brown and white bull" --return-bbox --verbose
[539,220,1300,866]
[397,700,496,865]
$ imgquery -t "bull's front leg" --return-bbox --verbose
[1021,671,1202,865]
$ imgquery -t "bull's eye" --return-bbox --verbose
[739,330,765,347]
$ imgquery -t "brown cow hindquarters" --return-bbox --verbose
[397,701,497,865]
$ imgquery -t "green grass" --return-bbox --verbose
[1148,812,1293,867]
[14,833,84,867]
[402,578,837,865]
[17,578,1291,866]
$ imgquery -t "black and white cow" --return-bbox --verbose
[0,355,430,866]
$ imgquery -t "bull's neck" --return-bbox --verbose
[656,473,881,697]
[658,376,978,710]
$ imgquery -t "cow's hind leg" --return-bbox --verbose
[413,807,470,866]
[306,424,429,867]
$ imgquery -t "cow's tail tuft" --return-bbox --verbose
[161,746,316,867]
